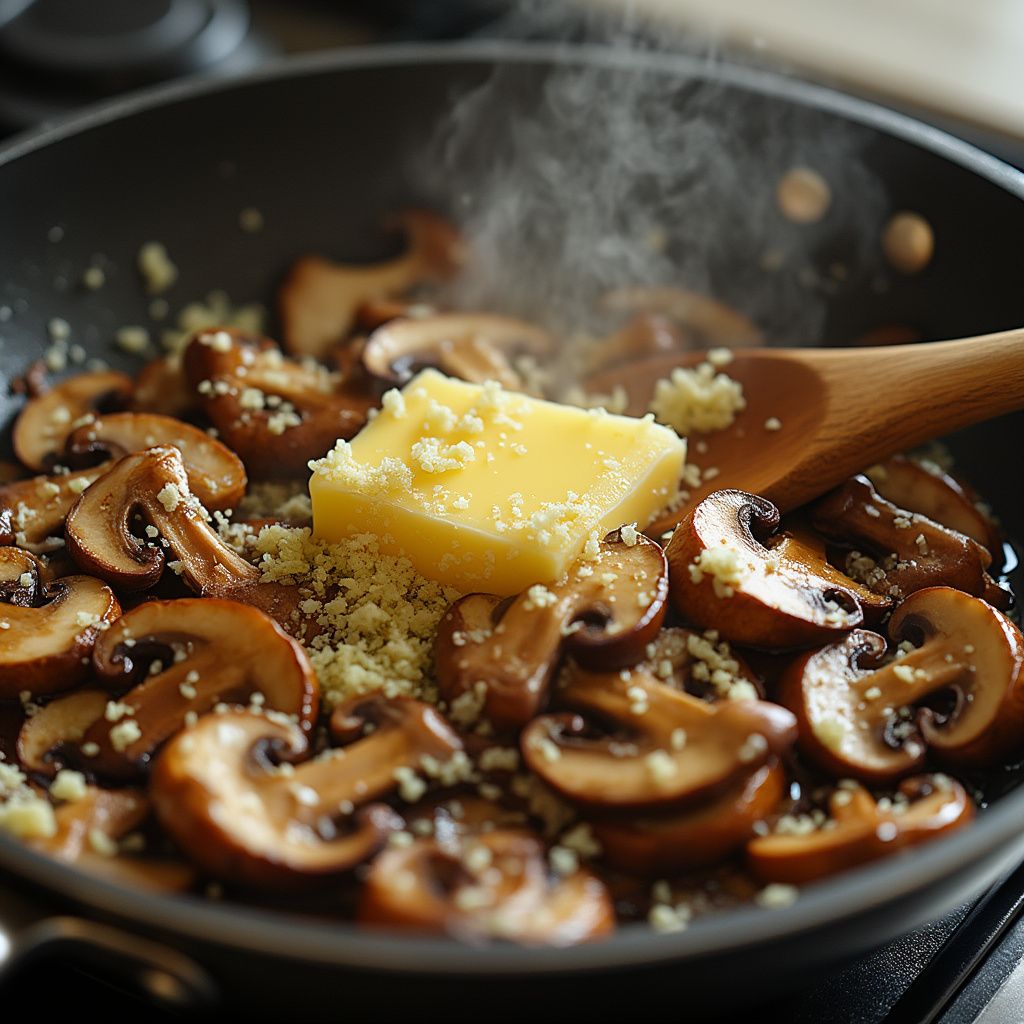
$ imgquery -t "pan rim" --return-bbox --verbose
[1,39,1024,974]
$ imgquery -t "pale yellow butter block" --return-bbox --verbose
[308,369,686,594]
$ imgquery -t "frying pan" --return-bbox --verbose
[1,42,1023,1020]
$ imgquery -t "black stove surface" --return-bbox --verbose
[2,3,1024,1021]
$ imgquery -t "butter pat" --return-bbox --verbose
[309,370,686,594]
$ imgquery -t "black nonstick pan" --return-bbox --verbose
[0,42,1023,1020]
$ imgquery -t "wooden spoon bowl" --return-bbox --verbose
[584,329,1024,535]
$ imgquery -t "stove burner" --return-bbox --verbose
[0,0,271,129]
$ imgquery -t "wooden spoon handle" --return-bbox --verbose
[758,328,1024,511]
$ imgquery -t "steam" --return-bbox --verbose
[424,0,889,360]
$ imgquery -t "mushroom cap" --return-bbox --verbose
[182,328,372,479]
[0,568,120,699]
[865,455,1002,560]
[600,287,762,347]
[132,356,197,420]
[891,587,1024,765]
[435,533,669,731]
[591,761,785,875]
[13,370,132,471]
[18,689,109,776]
[64,446,261,595]
[781,587,1024,782]
[278,209,465,360]
[359,828,614,945]
[0,464,108,552]
[667,490,866,650]
[65,412,247,511]
[77,598,320,780]
[33,785,148,863]
[361,313,553,389]
[747,775,974,884]
[152,708,400,887]
[521,666,796,810]
[811,475,1005,607]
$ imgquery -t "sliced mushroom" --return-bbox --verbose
[0,555,120,698]
[811,475,1006,606]
[182,328,373,478]
[747,775,973,884]
[583,314,690,376]
[666,490,873,650]
[359,827,614,944]
[13,370,132,471]
[50,599,319,780]
[152,697,461,887]
[780,587,1024,780]
[865,455,1002,562]
[591,761,785,875]
[639,625,764,702]
[64,412,247,511]
[600,286,763,347]
[355,297,438,332]
[279,210,466,360]
[361,313,553,389]
[0,466,108,552]
[0,416,247,553]
[521,665,796,809]
[31,784,196,892]
[18,689,108,776]
[435,532,669,731]
[133,356,197,420]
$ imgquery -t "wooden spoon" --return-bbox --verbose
[582,328,1024,535]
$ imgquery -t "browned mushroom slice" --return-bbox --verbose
[591,761,785,875]
[811,475,1005,606]
[600,286,763,347]
[780,587,1024,781]
[182,328,373,479]
[583,314,691,375]
[64,412,246,511]
[33,784,147,860]
[639,625,764,702]
[521,665,796,809]
[1,415,246,553]
[13,370,133,471]
[355,297,438,331]
[0,557,120,698]
[361,314,553,389]
[132,356,197,419]
[0,546,44,605]
[435,532,669,731]
[65,598,319,780]
[747,775,973,884]
[151,698,461,887]
[279,209,466,360]
[666,490,872,650]
[18,689,109,776]
[32,784,197,892]
[865,455,1003,561]
[359,827,614,944]
[0,465,108,552]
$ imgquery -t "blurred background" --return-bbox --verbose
[1,0,1023,168]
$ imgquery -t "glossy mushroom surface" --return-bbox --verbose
[435,532,669,731]
[521,665,796,809]
[279,210,466,359]
[0,550,120,698]
[151,697,461,888]
[747,775,974,884]
[360,827,614,945]
[666,490,870,649]
[780,587,1024,781]
[361,313,552,389]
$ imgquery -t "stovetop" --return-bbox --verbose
[1,3,1024,1021]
